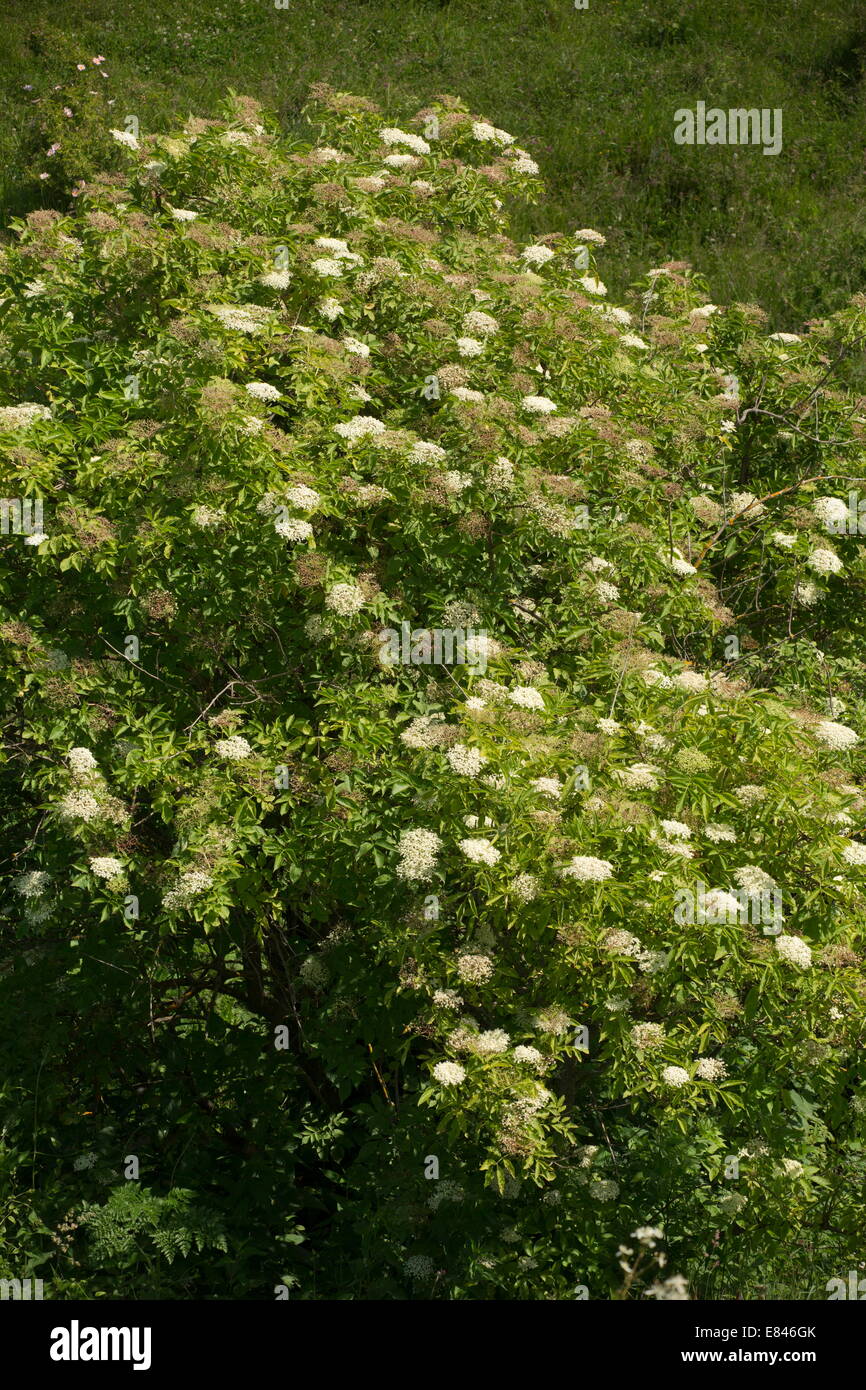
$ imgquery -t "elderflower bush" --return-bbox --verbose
[1,88,865,1301]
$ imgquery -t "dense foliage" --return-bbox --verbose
[1,88,866,1300]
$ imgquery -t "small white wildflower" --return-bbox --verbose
[275,517,313,542]
[521,394,557,414]
[14,870,52,898]
[333,415,385,443]
[379,127,430,155]
[432,1060,465,1086]
[89,856,124,880]
[111,128,139,150]
[396,828,441,882]
[695,1057,727,1081]
[562,855,614,882]
[325,583,366,616]
[215,735,252,761]
[245,380,281,402]
[705,823,737,843]
[807,547,843,575]
[456,954,494,983]
[509,686,544,710]
[813,496,849,530]
[521,244,555,267]
[446,744,488,776]
[661,1066,690,1088]
[775,935,812,969]
[259,269,292,290]
[814,720,859,750]
[660,819,691,840]
[459,837,501,866]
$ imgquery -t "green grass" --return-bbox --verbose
[1,0,866,327]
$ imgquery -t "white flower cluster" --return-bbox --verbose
[695,1057,727,1081]
[89,856,124,880]
[275,517,313,542]
[734,864,776,895]
[410,439,447,463]
[192,505,224,528]
[602,928,643,956]
[509,686,544,710]
[814,719,858,750]
[562,855,614,882]
[68,746,99,777]
[313,236,362,265]
[400,713,448,749]
[456,953,494,983]
[325,583,366,616]
[245,380,281,402]
[774,934,812,969]
[521,394,557,414]
[379,127,430,155]
[735,784,767,806]
[531,776,562,799]
[511,873,538,901]
[284,485,320,511]
[813,496,849,529]
[446,744,488,776]
[615,763,660,791]
[0,402,52,431]
[333,415,385,443]
[396,828,441,881]
[432,1061,465,1086]
[511,152,539,175]
[661,1066,690,1088]
[660,819,691,839]
[58,789,101,822]
[488,456,514,488]
[807,547,843,575]
[14,869,51,898]
[513,1045,544,1068]
[472,120,515,145]
[207,303,274,334]
[521,244,555,266]
[259,269,292,290]
[459,837,501,866]
[705,822,737,843]
[215,735,252,760]
[463,310,498,337]
[163,869,213,912]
